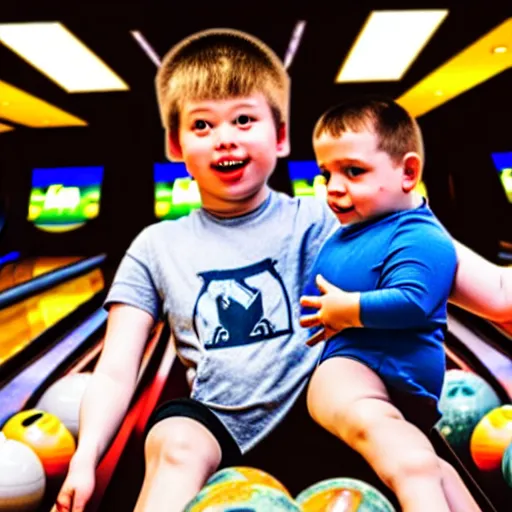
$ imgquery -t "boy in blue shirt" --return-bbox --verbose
[300,97,481,512]
[54,29,512,512]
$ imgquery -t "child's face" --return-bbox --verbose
[314,129,414,225]
[171,93,288,215]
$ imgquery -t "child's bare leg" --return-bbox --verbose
[307,358,478,512]
[438,459,481,512]
[134,417,222,512]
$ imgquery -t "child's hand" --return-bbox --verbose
[54,454,96,512]
[300,274,362,346]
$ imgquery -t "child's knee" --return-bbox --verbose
[144,417,221,470]
[343,399,402,444]
[387,449,443,490]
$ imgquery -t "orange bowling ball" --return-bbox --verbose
[204,466,291,496]
[470,405,512,471]
[2,409,76,480]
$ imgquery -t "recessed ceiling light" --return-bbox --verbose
[493,45,508,54]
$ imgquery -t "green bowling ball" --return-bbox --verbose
[436,370,501,453]
[502,441,512,487]
[296,478,395,511]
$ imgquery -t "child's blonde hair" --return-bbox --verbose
[156,28,290,157]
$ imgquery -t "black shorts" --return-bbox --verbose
[144,398,243,469]
[144,386,440,499]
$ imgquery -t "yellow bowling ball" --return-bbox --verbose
[2,409,76,480]
[470,405,512,471]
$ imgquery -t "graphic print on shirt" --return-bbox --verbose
[193,259,293,349]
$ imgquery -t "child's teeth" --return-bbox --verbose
[220,161,242,167]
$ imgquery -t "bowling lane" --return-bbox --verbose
[0,256,82,292]
[0,269,104,367]
[448,311,512,399]
[0,308,108,427]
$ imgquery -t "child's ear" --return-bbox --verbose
[276,122,290,157]
[166,130,184,162]
[401,152,422,192]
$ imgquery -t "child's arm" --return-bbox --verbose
[449,240,512,322]
[300,221,457,344]
[75,303,154,464]
[55,303,154,511]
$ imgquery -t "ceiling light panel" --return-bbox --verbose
[398,18,512,117]
[336,9,449,83]
[0,80,87,127]
[0,122,14,133]
[0,22,129,93]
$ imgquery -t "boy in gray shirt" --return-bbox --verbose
[54,28,512,512]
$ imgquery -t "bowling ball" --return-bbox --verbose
[184,481,301,511]
[470,405,512,471]
[0,433,45,511]
[502,441,512,487]
[2,409,76,480]
[296,478,396,512]
[436,370,501,454]
[36,372,92,438]
[204,466,290,496]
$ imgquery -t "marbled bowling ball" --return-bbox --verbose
[436,370,501,454]
[470,405,512,471]
[296,478,396,512]
[502,441,512,487]
[184,481,301,511]
[204,466,290,496]
[2,409,75,480]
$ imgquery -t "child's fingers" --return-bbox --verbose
[315,274,331,293]
[306,328,325,346]
[299,314,321,328]
[71,493,88,512]
[300,296,322,309]
[55,486,74,512]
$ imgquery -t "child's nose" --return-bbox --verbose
[327,175,348,196]
[214,123,238,150]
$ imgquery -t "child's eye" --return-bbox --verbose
[193,119,210,131]
[346,166,365,178]
[321,170,331,183]
[235,114,253,126]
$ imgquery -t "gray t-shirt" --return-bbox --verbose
[104,190,336,452]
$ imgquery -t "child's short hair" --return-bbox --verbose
[313,96,424,165]
[156,28,290,141]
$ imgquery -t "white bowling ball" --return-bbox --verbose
[36,372,92,438]
[0,432,46,511]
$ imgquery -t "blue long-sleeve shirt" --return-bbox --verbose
[303,199,457,401]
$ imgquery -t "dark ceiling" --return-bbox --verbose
[1,2,511,152]
[0,1,511,258]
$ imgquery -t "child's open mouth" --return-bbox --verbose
[211,159,250,173]
[211,159,250,182]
